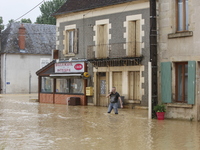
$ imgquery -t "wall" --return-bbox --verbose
[158,0,200,120]
[1,54,51,94]
[56,1,150,106]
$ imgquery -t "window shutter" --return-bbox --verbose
[161,62,172,103]
[136,20,140,57]
[188,61,196,104]
[63,31,69,55]
[128,21,136,56]
[74,28,79,54]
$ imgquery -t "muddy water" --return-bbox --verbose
[0,95,200,150]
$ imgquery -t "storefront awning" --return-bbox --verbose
[50,74,82,77]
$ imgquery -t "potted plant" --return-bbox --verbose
[153,104,166,120]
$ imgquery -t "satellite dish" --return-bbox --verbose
[69,58,72,62]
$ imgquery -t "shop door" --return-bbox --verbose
[129,71,140,100]
[112,72,122,94]
[98,73,107,106]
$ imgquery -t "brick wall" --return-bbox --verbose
[39,93,54,103]
[39,93,86,106]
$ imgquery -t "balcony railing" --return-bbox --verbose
[87,42,141,60]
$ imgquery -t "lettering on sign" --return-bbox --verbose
[55,62,84,73]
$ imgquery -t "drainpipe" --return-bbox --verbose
[29,71,32,94]
[0,27,1,93]
[3,54,6,94]
[150,0,158,118]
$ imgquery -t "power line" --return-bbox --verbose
[14,0,44,22]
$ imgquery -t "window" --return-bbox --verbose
[63,28,78,55]
[97,24,108,58]
[56,79,69,93]
[175,62,188,102]
[41,77,54,93]
[56,78,84,94]
[128,20,140,57]
[68,30,75,53]
[177,0,189,31]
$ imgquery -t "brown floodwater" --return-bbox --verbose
[0,94,200,150]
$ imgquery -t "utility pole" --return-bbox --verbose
[150,0,158,118]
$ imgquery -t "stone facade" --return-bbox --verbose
[55,0,150,107]
[158,0,200,121]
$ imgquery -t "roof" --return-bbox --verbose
[36,60,55,75]
[1,22,56,54]
[54,0,138,16]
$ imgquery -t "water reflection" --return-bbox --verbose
[0,95,200,150]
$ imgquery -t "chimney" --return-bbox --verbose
[18,24,26,50]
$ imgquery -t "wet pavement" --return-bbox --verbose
[0,94,200,150]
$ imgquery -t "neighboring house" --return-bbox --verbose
[1,22,56,94]
[37,0,150,107]
[158,0,200,120]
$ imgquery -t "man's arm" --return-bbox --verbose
[106,93,111,98]
[118,96,123,108]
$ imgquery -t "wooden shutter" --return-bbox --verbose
[74,28,79,54]
[113,72,122,94]
[97,25,105,58]
[103,24,108,58]
[63,31,69,55]
[136,20,140,57]
[128,21,136,56]
[129,71,140,100]
[161,62,172,103]
[188,61,196,104]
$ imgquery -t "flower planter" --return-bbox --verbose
[156,112,165,120]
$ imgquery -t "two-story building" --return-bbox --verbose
[158,0,200,120]
[37,0,150,108]
[1,23,55,94]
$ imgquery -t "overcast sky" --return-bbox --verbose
[0,0,43,26]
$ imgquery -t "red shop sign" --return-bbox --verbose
[74,64,83,70]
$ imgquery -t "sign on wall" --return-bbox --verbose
[40,58,51,68]
[55,62,85,73]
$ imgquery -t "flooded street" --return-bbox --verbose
[0,95,200,150]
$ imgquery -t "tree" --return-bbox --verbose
[0,16,4,30]
[8,19,15,24]
[36,0,66,25]
[21,18,32,23]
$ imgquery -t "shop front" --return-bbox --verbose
[36,60,87,105]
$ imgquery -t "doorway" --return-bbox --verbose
[112,72,122,94]
[97,72,108,106]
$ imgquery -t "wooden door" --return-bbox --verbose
[129,71,140,100]
[97,73,107,106]
[112,72,122,95]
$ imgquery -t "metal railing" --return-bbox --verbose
[87,42,141,59]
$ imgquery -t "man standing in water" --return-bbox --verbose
[106,87,123,114]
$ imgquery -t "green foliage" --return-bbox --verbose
[21,18,32,23]
[36,0,66,25]
[153,104,166,112]
[8,19,15,24]
[0,16,4,30]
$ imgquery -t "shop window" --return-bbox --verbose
[175,62,188,103]
[41,77,54,93]
[56,79,69,93]
[70,79,84,94]
[177,0,189,31]
[56,78,83,94]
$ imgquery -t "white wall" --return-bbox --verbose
[1,54,51,94]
